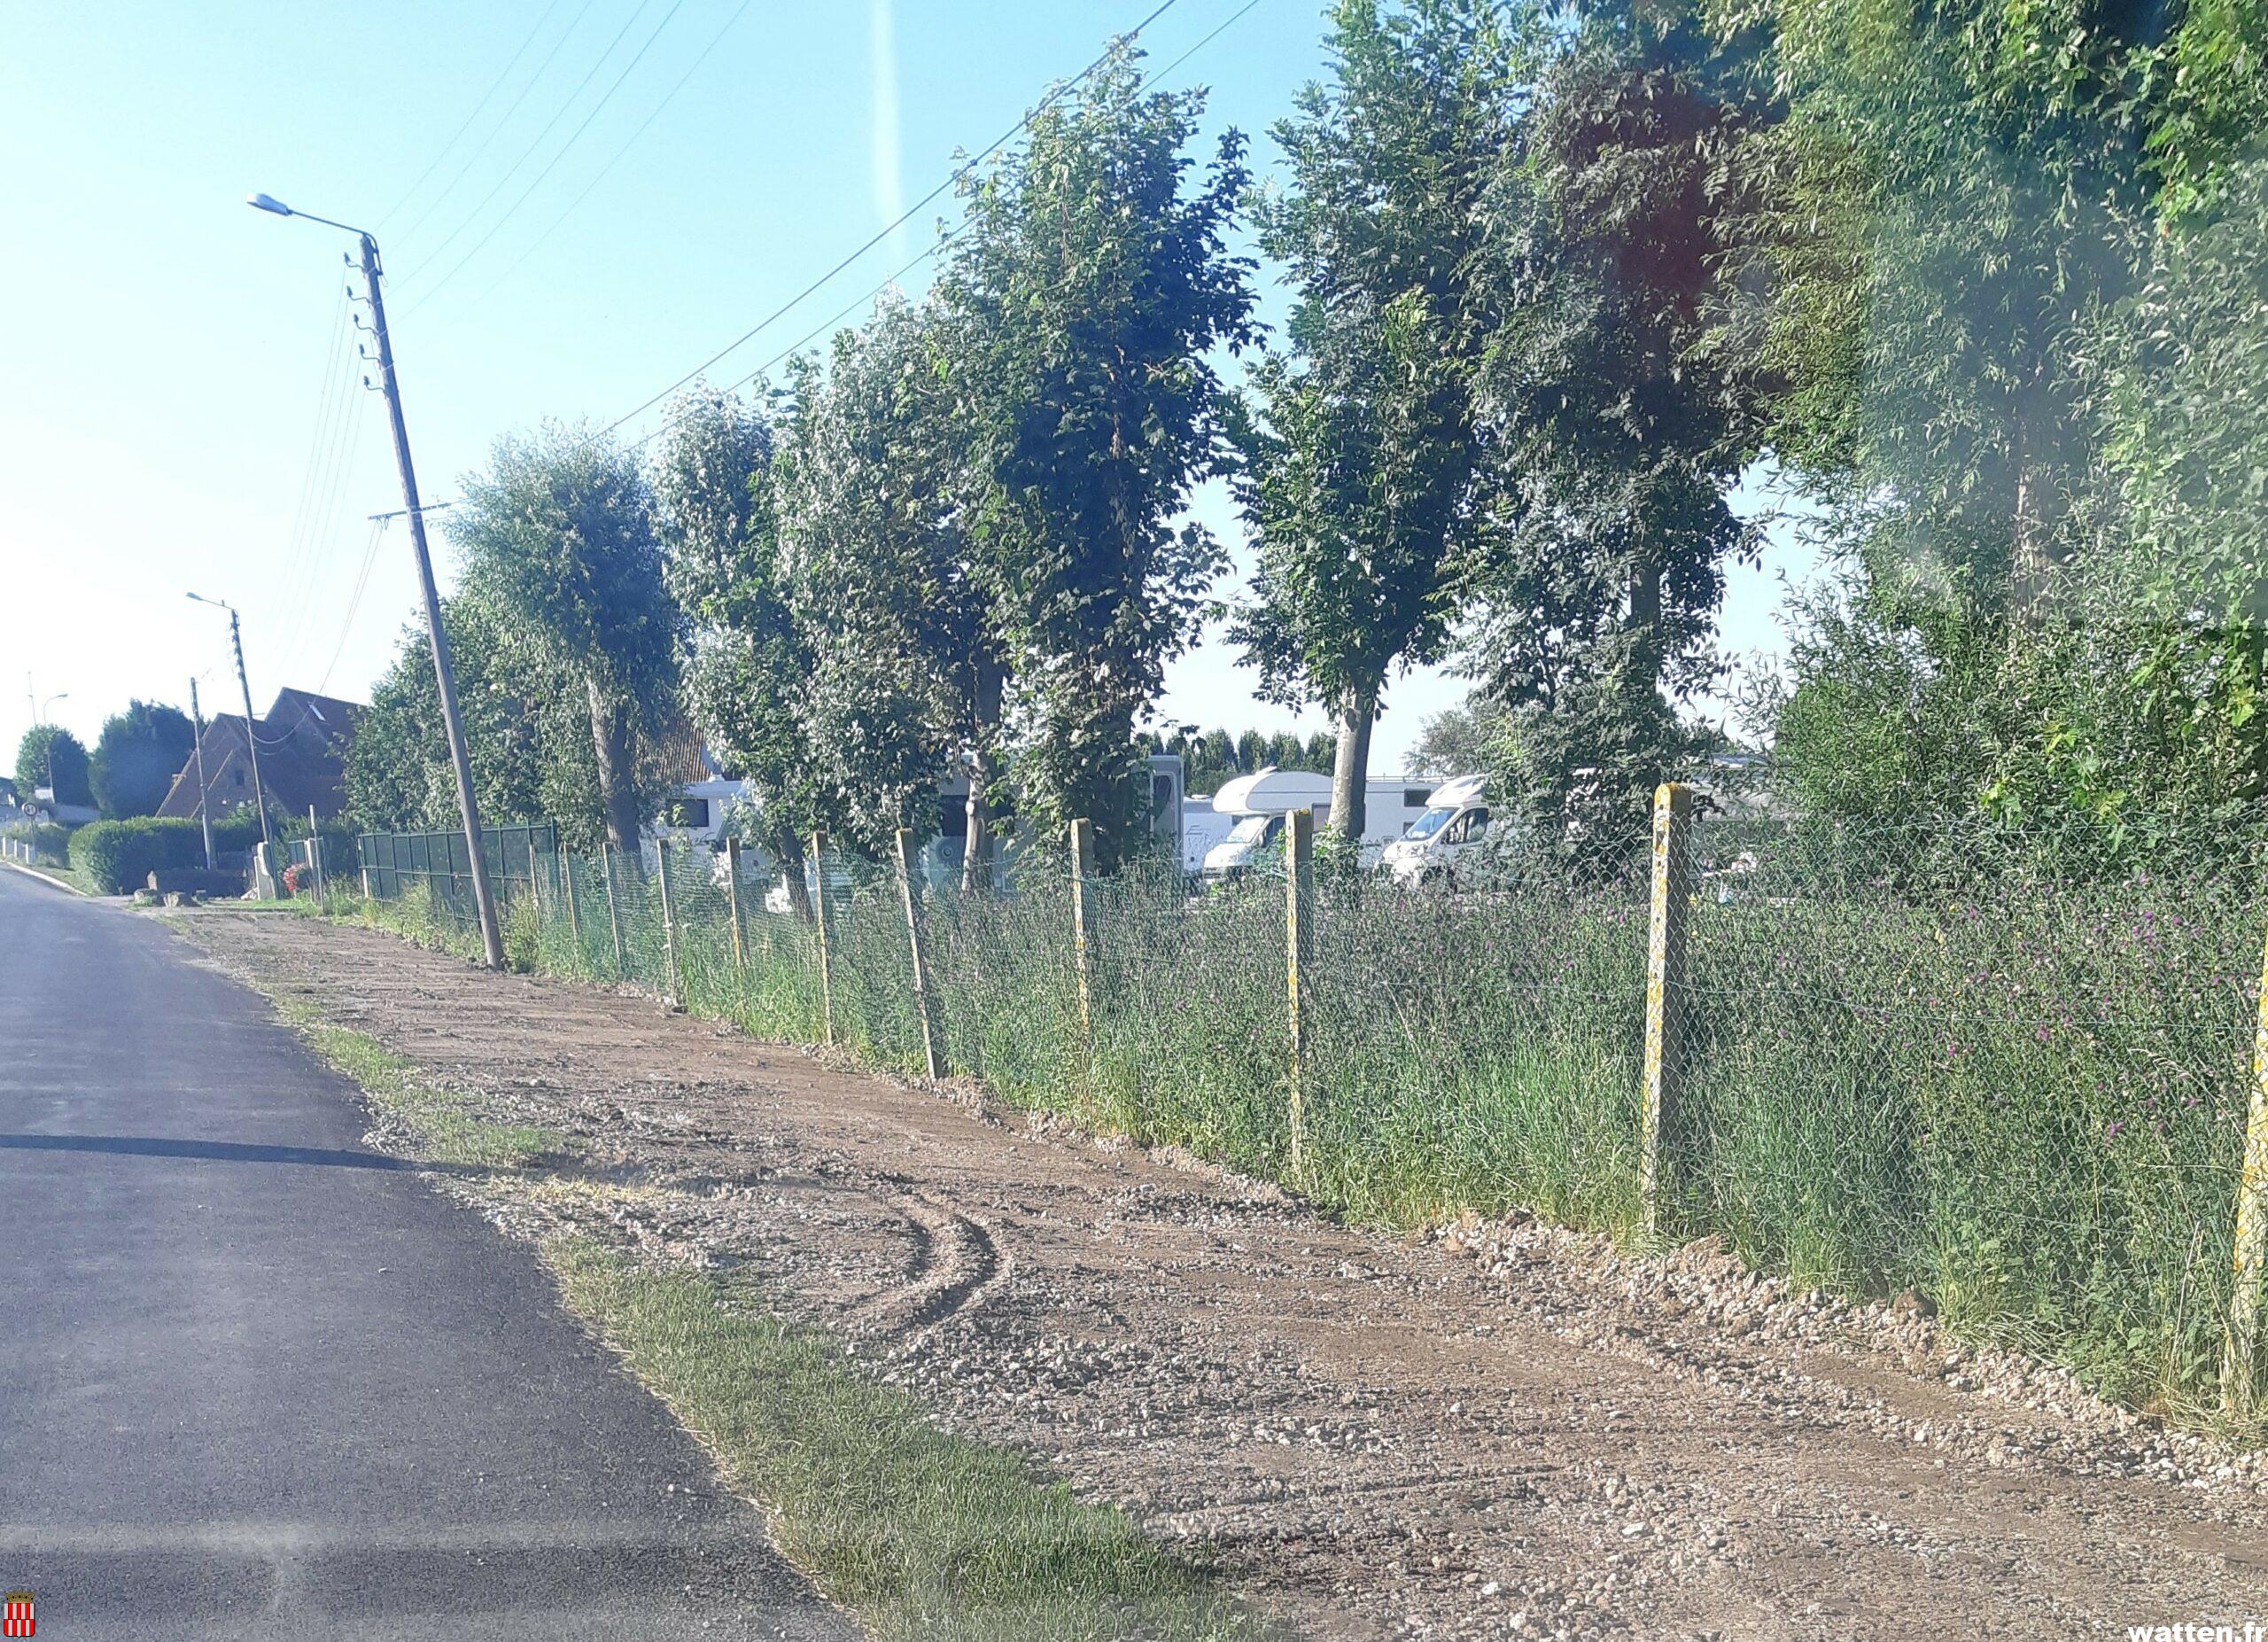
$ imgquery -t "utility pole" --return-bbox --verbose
[357,230,504,969]
[189,679,214,870]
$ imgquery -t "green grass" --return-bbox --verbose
[544,1238,1268,1642]
[265,990,563,1169]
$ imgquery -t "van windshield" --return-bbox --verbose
[1227,813,1280,845]
[1405,805,1457,841]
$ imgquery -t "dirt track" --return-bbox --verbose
[177,910,2268,1640]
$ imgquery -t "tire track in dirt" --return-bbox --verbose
[178,911,2268,1642]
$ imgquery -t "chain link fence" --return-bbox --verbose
[345,804,2268,1420]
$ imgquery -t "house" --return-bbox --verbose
[157,687,366,826]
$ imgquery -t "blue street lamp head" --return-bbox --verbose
[246,192,293,217]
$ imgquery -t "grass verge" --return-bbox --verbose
[544,1238,1267,1642]
[264,990,563,1169]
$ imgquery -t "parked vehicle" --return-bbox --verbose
[1379,774,1491,887]
[1200,767,1433,881]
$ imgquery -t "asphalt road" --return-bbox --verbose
[0,868,853,1641]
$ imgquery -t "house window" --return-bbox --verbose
[664,797,711,829]
[1405,789,1428,809]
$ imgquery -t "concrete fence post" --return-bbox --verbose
[1642,782,1697,1240]
[894,827,941,1080]
[600,847,628,980]
[812,831,836,1046]
[1069,818,1098,1055]
[725,837,749,977]
[526,836,543,928]
[656,844,684,1005]
[1285,807,1316,1180]
[2221,922,2268,1420]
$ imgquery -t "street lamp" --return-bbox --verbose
[247,192,503,969]
[186,593,272,860]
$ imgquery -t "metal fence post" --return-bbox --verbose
[725,837,749,976]
[894,827,940,1080]
[1285,807,1315,1180]
[812,830,836,1046]
[2221,924,2268,1420]
[1069,818,1098,1054]
[600,846,628,979]
[656,844,684,1005]
[1642,782,1697,1239]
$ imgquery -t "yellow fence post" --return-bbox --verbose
[526,836,542,928]
[894,828,941,1080]
[1069,818,1098,1055]
[725,837,749,978]
[1285,807,1315,1181]
[561,851,582,962]
[811,831,836,1046]
[2221,923,2268,1420]
[655,844,683,1005]
[1642,782,1696,1240]
[600,847,628,980]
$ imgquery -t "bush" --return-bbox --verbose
[1,820,71,864]
[67,814,276,893]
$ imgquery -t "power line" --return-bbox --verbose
[379,0,570,229]
[403,0,664,284]
[601,0,1188,441]
[449,0,761,319]
[625,0,1267,454]
[395,0,605,247]
[404,0,694,312]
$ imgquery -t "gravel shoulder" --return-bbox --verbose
[175,908,2268,1641]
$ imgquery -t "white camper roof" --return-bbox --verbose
[1211,767,1334,817]
[1423,774,1487,809]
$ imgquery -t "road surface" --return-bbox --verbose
[0,868,849,1641]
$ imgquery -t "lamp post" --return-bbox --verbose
[186,593,272,863]
[245,192,502,969]
[38,693,66,808]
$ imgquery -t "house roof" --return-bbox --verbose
[156,689,366,823]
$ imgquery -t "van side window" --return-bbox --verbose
[1467,806,1491,837]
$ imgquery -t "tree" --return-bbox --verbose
[650,383,828,905]
[347,593,604,842]
[1461,0,1767,838]
[1407,696,1508,778]
[936,50,1256,866]
[14,724,90,809]
[1232,0,1541,847]
[89,700,195,819]
[776,300,1010,880]
[449,423,680,852]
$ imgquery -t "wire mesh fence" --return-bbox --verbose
[342,805,2268,1419]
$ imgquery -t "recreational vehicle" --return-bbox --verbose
[1200,767,1433,881]
[1379,774,1491,887]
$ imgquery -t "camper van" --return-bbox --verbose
[1379,774,1491,887]
[1199,767,1433,882]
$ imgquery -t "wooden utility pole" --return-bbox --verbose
[357,230,503,971]
[188,678,214,870]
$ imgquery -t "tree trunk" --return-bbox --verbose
[1330,686,1379,848]
[779,830,814,923]
[586,673,640,853]
[2010,389,2068,619]
[961,657,1005,895]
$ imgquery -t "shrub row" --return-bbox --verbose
[0,820,72,864]
[66,813,356,894]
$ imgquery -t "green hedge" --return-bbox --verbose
[1,820,71,864]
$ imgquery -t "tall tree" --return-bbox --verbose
[777,300,1009,880]
[1463,0,1768,837]
[89,699,195,818]
[1232,0,1539,846]
[936,50,1256,866]
[13,724,90,809]
[450,424,680,852]
[649,383,827,902]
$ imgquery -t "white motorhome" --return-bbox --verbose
[1379,774,1492,887]
[1200,767,1434,881]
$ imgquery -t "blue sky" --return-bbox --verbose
[0,0,1813,786]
